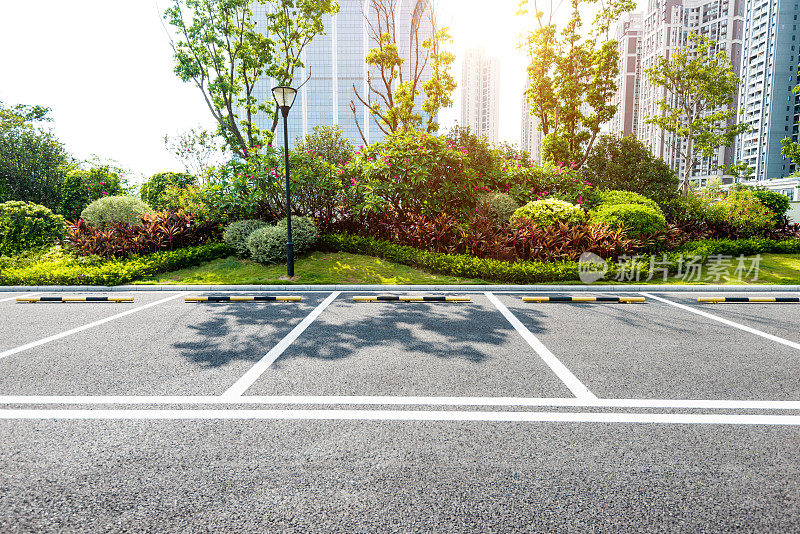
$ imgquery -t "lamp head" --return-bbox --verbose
[272,86,297,117]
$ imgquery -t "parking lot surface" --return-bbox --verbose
[1,289,799,531]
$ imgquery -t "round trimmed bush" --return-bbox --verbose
[510,198,585,228]
[80,195,153,227]
[599,190,661,212]
[223,219,269,257]
[246,226,285,264]
[479,193,519,223]
[0,201,66,256]
[590,203,667,238]
[276,216,319,253]
[246,217,319,264]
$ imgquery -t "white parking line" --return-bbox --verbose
[0,293,189,362]
[485,292,596,400]
[0,292,39,303]
[1,408,799,425]
[642,292,800,351]
[222,291,341,397]
[1,395,799,410]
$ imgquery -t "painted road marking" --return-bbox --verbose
[0,395,799,410]
[0,293,39,303]
[222,291,341,397]
[485,292,597,400]
[0,293,189,362]
[642,293,800,351]
[1,408,799,425]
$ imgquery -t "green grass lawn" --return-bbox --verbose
[139,251,800,286]
[637,253,800,285]
[138,251,490,285]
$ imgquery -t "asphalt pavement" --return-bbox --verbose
[1,289,799,532]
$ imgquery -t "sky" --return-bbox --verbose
[0,0,643,181]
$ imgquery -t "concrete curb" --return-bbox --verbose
[2,284,800,293]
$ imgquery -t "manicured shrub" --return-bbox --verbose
[60,166,124,219]
[246,226,286,264]
[599,190,661,212]
[0,200,66,256]
[140,172,196,210]
[510,198,585,228]
[80,195,152,227]
[0,242,233,286]
[68,210,219,258]
[246,217,319,264]
[223,219,269,257]
[479,193,519,223]
[752,189,790,224]
[590,203,667,238]
[276,216,319,253]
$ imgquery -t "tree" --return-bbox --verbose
[644,32,750,195]
[581,135,679,203]
[140,172,197,210]
[164,0,338,158]
[295,125,355,165]
[519,0,632,169]
[350,0,456,141]
[164,127,231,177]
[0,102,70,210]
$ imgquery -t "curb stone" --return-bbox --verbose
[2,284,800,293]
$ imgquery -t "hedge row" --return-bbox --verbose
[320,232,583,283]
[675,237,800,260]
[0,242,233,286]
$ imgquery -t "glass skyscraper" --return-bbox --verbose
[248,0,434,148]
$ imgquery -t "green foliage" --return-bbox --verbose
[479,193,519,223]
[140,172,196,210]
[346,129,474,216]
[644,33,751,194]
[0,102,70,210]
[519,0,633,168]
[246,216,318,264]
[164,128,230,176]
[752,190,790,224]
[165,0,338,156]
[581,135,679,202]
[223,219,269,257]
[709,190,776,234]
[510,198,585,228]
[599,190,662,212]
[295,125,355,165]
[80,196,153,227]
[676,237,800,259]
[0,242,233,286]
[504,164,598,208]
[590,203,667,238]
[60,167,124,219]
[246,225,286,264]
[0,201,66,256]
[320,232,582,284]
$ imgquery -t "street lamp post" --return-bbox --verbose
[272,86,298,277]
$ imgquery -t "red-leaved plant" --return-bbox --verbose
[67,210,220,258]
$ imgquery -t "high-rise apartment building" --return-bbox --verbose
[639,0,745,184]
[461,48,500,143]
[611,13,643,137]
[737,0,800,180]
[520,79,542,162]
[248,0,434,147]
